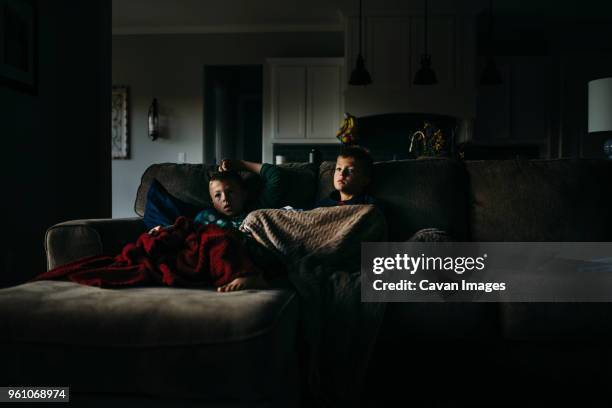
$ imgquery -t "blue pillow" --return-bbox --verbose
[143,179,202,229]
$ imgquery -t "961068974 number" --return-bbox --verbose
[1,387,69,402]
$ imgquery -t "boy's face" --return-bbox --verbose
[334,155,370,197]
[209,179,246,217]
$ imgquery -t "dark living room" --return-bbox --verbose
[1,0,612,407]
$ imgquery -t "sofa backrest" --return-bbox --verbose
[134,159,612,242]
[465,159,612,241]
[134,162,318,216]
[318,158,472,241]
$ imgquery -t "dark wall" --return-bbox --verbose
[0,0,111,286]
[475,15,612,158]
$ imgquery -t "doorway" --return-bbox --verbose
[203,65,263,164]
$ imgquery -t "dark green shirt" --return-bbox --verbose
[247,163,282,212]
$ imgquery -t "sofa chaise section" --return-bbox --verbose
[0,281,299,405]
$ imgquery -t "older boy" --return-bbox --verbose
[317,145,376,207]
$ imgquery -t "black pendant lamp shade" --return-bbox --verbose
[480,0,503,85]
[414,0,437,85]
[349,0,372,86]
[414,54,437,85]
[480,56,503,85]
[349,54,372,85]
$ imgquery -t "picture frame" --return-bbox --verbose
[112,85,130,159]
[0,0,37,94]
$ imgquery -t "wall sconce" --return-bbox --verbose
[148,98,159,141]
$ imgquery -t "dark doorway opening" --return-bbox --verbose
[203,65,263,164]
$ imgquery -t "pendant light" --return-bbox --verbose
[480,0,503,85]
[349,0,372,86]
[413,0,437,85]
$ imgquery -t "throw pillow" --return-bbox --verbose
[143,179,202,229]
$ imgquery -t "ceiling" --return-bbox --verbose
[112,0,353,34]
[112,0,612,35]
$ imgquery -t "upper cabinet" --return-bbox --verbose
[307,64,343,139]
[272,64,307,140]
[264,58,344,152]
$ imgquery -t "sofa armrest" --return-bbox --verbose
[45,217,146,270]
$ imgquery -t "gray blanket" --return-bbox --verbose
[241,205,388,407]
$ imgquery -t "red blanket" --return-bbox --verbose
[33,217,260,288]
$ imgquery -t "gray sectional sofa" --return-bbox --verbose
[2,158,612,407]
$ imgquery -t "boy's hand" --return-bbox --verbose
[148,225,163,235]
[218,159,243,172]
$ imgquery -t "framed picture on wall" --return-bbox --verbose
[0,0,37,94]
[112,85,130,159]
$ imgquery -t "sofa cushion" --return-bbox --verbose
[318,158,471,241]
[135,163,318,217]
[276,162,318,209]
[466,159,612,241]
[0,281,298,402]
[135,164,211,217]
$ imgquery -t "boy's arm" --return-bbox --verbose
[218,159,282,209]
[218,159,261,174]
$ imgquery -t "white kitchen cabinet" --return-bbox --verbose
[263,58,344,163]
[307,65,343,139]
[273,65,306,140]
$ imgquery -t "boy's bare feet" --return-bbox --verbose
[217,274,269,292]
